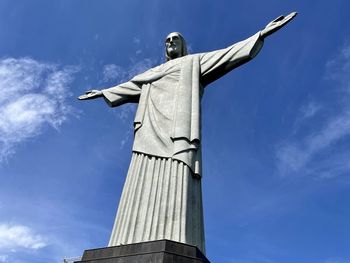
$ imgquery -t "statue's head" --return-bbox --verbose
[165,32,188,61]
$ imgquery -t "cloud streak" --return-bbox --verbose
[276,42,350,178]
[0,255,8,263]
[0,57,78,162]
[102,58,155,84]
[0,223,47,263]
[0,223,47,250]
[324,258,350,263]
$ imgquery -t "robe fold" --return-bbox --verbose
[103,32,264,253]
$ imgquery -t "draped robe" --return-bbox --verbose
[102,32,263,253]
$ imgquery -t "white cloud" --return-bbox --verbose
[102,64,124,83]
[102,58,155,84]
[0,57,78,162]
[276,43,350,178]
[132,37,140,45]
[300,101,321,120]
[119,123,133,149]
[117,104,136,123]
[324,258,350,263]
[127,58,154,78]
[292,100,322,135]
[326,41,350,89]
[0,255,8,263]
[132,37,143,55]
[277,110,350,175]
[0,223,47,250]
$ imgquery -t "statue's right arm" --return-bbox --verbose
[78,81,142,107]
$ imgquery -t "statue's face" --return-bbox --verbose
[165,32,184,60]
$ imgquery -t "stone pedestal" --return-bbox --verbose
[74,239,210,263]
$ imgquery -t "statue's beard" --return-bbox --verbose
[167,48,182,59]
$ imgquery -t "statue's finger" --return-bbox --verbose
[85,90,92,94]
[284,12,297,22]
[289,11,298,17]
[283,12,298,24]
[78,94,88,100]
[272,15,285,23]
[266,15,285,28]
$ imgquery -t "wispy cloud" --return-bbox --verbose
[102,58,155,84]
[0,255,8,263]
[277,110,350,175]
[276,42,350,178]
[300,101,322,120]
[324,258,350,263]
[0,223,48,263]
[102,64,124,83]
[0,223,47,251]
[292,100,322,135]
[325,41,350,89]
[0,57,78,162]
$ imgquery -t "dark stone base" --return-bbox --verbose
[74,239,210,263]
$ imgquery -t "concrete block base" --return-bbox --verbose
[74,239,210,263]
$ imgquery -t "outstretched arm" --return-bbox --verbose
[78,81,142,107]
[199,11,297,86]
[200,32,264,86]
[260,12,297,39]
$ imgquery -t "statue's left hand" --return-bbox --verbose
[260,12,297,39]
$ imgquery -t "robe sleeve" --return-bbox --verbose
[199,32,264,86]
[102,81,142,107]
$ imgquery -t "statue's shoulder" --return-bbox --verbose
[131,63,165,83]
[162,54,198,65]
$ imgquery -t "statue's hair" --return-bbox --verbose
[165,32,188,61]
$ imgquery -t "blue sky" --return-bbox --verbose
[0,0,350,262]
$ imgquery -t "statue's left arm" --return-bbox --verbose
[199,32,264,86]
[200,12,297,86]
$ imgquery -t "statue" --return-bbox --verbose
[79,12,297,254]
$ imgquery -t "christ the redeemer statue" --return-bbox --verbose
[79,12,297,254]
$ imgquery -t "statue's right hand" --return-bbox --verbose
[78,89,103,100]
[260,12,297,39]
